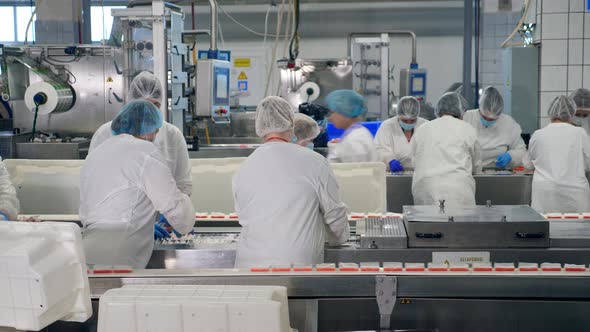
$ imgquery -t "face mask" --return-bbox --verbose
[291,135,298,143]
[399,120,416,131]
[480,116,496,127]
[306,143,315,150]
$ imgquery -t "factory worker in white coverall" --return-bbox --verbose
[233,96,349,268]
[80,100,194,269]
[326,90,378,163]
[412,92,482,207]
[524,96,590,213]
[374,96,428,172]
[89,71,191,238]
[293,112,321,149]
[570,88,590,136]
[463,86,527,169]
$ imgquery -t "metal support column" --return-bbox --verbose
[152,0,168,120]
[462,0,474,107]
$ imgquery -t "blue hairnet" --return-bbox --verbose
[435,92,468,118]
[111,99,163,136]
[397,96,421,119]
[326,90,367,118]
[479,86,504,119]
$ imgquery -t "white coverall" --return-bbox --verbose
[412,116,482,207]
[0,159,19,220]
[233,142,350,268]
[327,124,378,163]
[80,134,194,268]
[374,116,428,170]
[90,121,192,195]
[525,123,590,213]
[463,110,527,168]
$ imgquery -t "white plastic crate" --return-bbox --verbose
[190,158,248,213]
[98,285,293,332]
[0,222,92,331]
[330,162,387,213]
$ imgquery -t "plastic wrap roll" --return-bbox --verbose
[298,82,321,103]
[24,81,75,115]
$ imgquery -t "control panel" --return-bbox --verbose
[195,59,231,122]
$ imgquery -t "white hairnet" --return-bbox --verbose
[397,96,420,119]
[547,95,577,122]
[479,86,504,119]
[435,92,468,118]
[255,96,295,137]
[129,71,163,102]
[570,88,590,109]
[294,113,320,142]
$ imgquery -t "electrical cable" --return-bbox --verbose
[263,5,273,48]
[24,0,43,44]
[264,0,286,97]
[282,0,293,58]
[218,3,289,38]
[288,0,300,62]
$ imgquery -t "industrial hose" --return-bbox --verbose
[30,102,40,141]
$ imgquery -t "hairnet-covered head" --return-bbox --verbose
[129,71,163,102]
[547,95,577,122]
[435,92,468,118]
[294,113,320,142]
[479,86,504,119]
[570,88,590,110]
[111,99,163,136]
[397,96,420,119]
[255,96,295,137]
[326,90,367,118]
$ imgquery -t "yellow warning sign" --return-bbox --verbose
[400,299,412,305]
[106,76,113,83]
[238,71,248,80]
[234,58,251,68]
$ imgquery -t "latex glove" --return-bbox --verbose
[159,215,181,237]
[388,160,404,172]
[496,153,512,168]
[154,223,170,240]
[0,212,8,221]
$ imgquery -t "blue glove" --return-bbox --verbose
[389,160,404,172]
[154,223,170,240]
[496,153,512,168]
[158,215,181,237]
[0,212,9,221]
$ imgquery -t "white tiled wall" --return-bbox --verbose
[538,0,588,126]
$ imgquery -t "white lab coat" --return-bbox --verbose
[90,121,192,195]
[374,116,428,170]
[327,124,378,163]
[580,117,590,136]
[412,116,482,207]
[233,142,349,268]
[524,123,590,213]
[80,134,194,268]
[0,159,19,220]
[463,110,527,169]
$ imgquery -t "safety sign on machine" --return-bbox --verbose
[238,71,248,92]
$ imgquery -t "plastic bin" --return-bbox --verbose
[97,285,293,332]
[0,222,92,331]
[326,121,383,141]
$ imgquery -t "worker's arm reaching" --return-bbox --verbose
[141,152,194,235]
[317,161,349,245]
[0,160,19,221]
[505,124,527,168]
[472,140,483,174]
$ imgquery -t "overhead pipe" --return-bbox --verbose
[208,0,218,51]
[347,31,418,66]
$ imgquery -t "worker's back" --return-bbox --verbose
[233,142,348,268]
[80,134,167,268]
[412,116,481,206]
